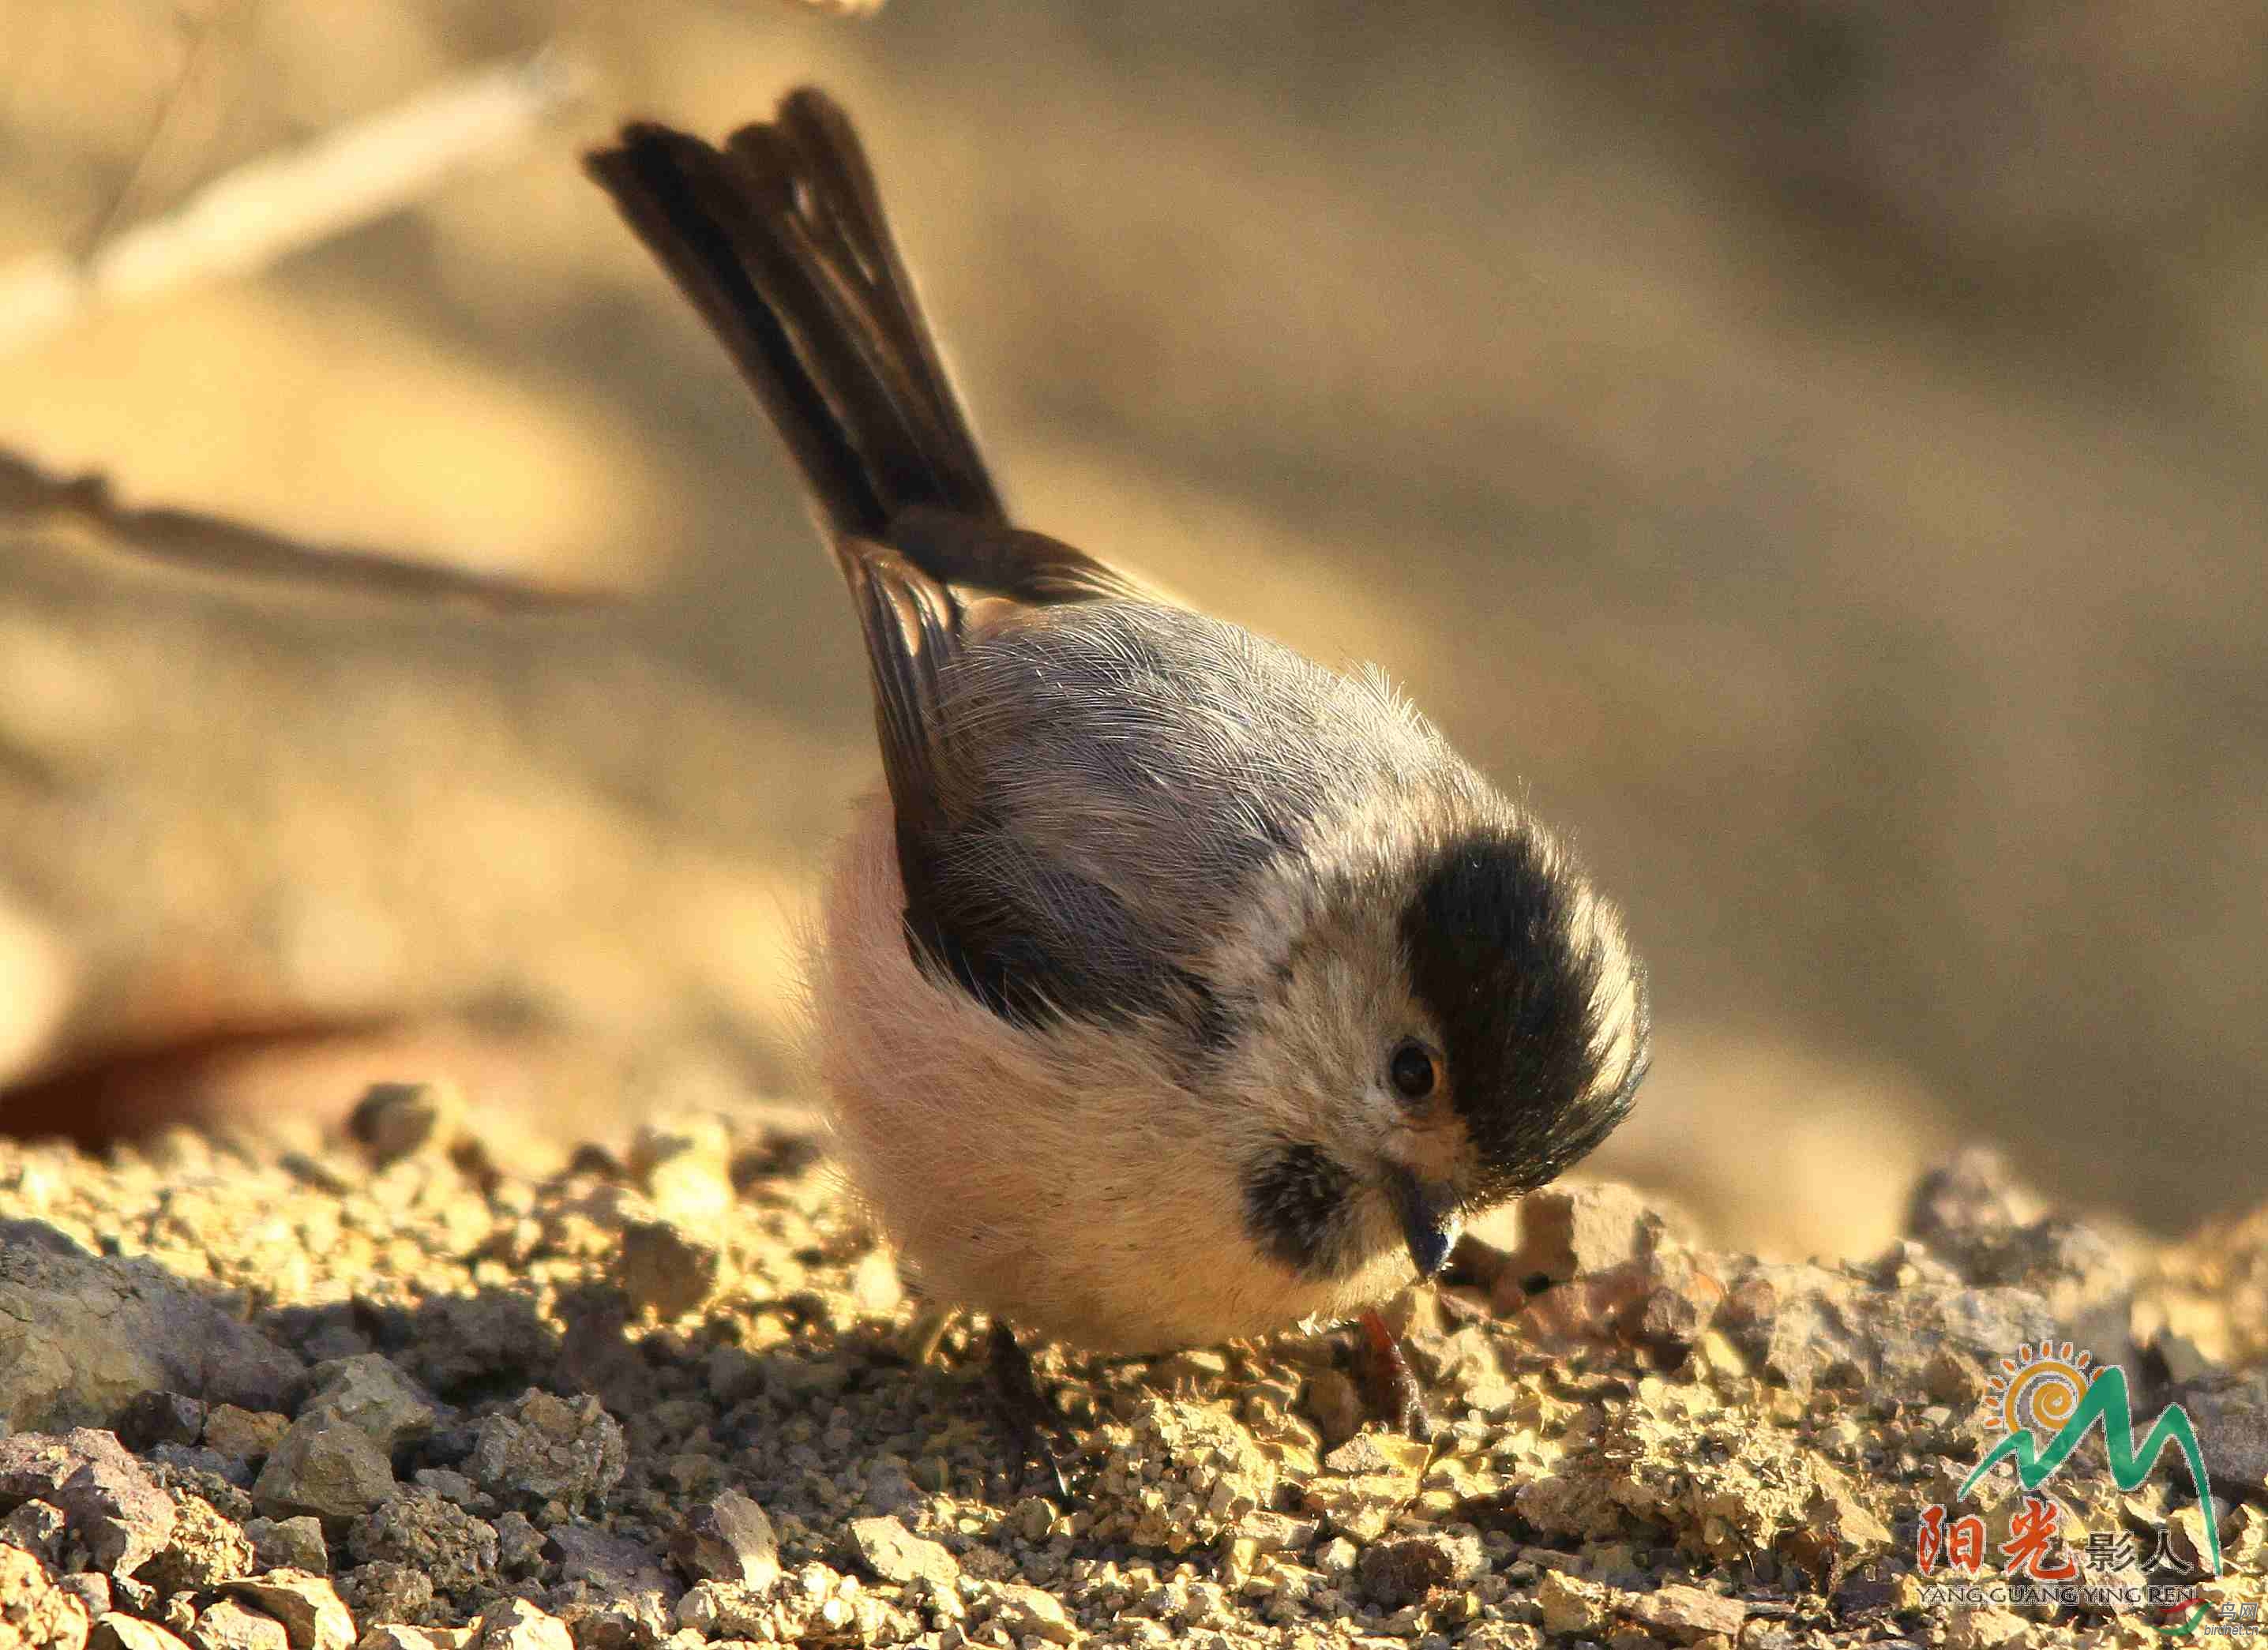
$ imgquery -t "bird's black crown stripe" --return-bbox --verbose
[1402,831,1642,1192]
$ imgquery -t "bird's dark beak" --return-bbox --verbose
[1386,1165,1461,1280]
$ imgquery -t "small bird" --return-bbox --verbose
[588,90,1649,1434]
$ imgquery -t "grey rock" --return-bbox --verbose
[188,1599,291,1650]
[860,1458,922,1515]
[242,1518,329,1577]
[347,1492,496,1599]
[1808,1464,1896,1563]
[220,1571,355,1650]
[405,1471,478,1508]
[0,1428,176,1578]
[289,1318,373,1372]
[614,1222,716,1321]
[253,1423,395,1526]
[845,1516,954,1588]
[465,1393,624,1510]
[116,1394,208,1453]
[1356,1529,1485,1607]
[386,1296,554,1401]
[1534,1570,1609,1637]
[1301,1369,1364,1450]
[105,1571,154,1618]
[336,1564,431,1631]
[345,1084,465,1168]
[1954,1213,2128,1300]
[0,1221,302,1432]
[544,1525,680,1647]
[142,1495,255,1596]
[673,1581,772,1639]
[1502,1183,1663,1288]
[57,1570,111,1618]
[1628,1247,1729,1352]
[1234,1511,1316,1553]
[300,1361,437,1456]
[986,1582,1075,1646]
[1717,1262,2059,1401]
[1624,1584,1750,1644]
[145,1446,255,1491]
[546,1524,673,1597]
[0,1497,67,1566]
[2157,1329,2217,1386]
[201,1410,291,1464]
[2169,1373,2268,1499]
[668,1490,778,1589]
[490,1512,544,1578]
[1903,1152,2135,1362]
[1905,1149,2039,1253]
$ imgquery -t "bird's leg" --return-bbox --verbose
[1354,1307,1433,1438]
[986,1319,1072,1500]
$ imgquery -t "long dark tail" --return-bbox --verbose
[586,89,1004,539]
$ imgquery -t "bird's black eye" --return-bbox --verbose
[1389,1039,1437,1102]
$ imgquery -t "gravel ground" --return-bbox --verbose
[0,1087,2261,1650]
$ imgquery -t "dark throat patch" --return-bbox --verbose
[1242,1142,1362,1281]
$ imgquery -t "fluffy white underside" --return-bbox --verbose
[810,793,1409,1353]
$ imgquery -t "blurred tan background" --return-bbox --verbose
[0,0,2261,1261]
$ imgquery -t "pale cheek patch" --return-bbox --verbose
[1579,895,1647,1105]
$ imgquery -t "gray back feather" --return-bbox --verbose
[930,602,1478,1003]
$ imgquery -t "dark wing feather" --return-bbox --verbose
[586,92,1143,600]
[833,536,959,849]
[586,125,893,534]
[838,536,1197,1033]
[740,92,1004,521]
[590,89,1176,1030]
[888,505,1149,604]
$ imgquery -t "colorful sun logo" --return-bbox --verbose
[1983,1341,2103,1439]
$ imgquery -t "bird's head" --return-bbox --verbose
[1232,810,1650,1285]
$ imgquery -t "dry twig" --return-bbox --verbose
[2,450,609,609]
[0,49,588,357]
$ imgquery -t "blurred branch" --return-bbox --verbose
[0,450,611,610]
[73,0,246,263]
[0,49,590,357]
